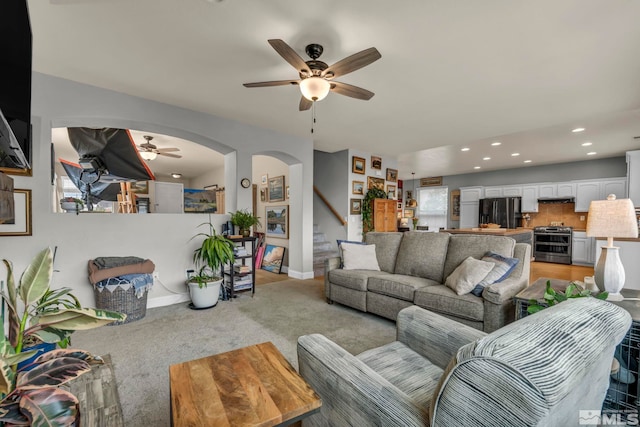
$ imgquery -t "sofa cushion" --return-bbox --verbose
[368,274,440,301]
[445,257,495,296]
[394,232,451,282]
[328,269,388,291]
[341,243,381,271]
[414,285,484,321]
[470,251,520,297]
[364,232,404,273]
[442,235,515,280]
[357,340,442,410]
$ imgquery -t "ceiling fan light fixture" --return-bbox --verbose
[140,151,157,161]
[299,77,330,102]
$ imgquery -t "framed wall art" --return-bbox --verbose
[352,180,364,195]
[450,189,461,220]
[261,244,286,274]
[352,156,365,174]
[350,198,362,215]
[0,189,31,236]
[286,185,290,199]
[367,176,385,191]
[261,174,268,185]
[266,205,288,238]
[371,156,382,170]
[386,168,398,182]
[183,189,218,213]
[386,184,396,199]
[268,175,285,202]
[420,176,443,187]
[260,187,267,202]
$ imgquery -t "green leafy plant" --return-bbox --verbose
[190,221,236,288]
[229,209,261,236]
[0,247,126,425]
[361,188,388,233]
[526,279,609,315]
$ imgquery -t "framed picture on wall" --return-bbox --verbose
[367,176,385,191]
[386,168,398,182]
[260,187,267,202]
[261,174,268,185]
[266,205,288,238]
[352,180,364,195]
[352,156,365,174]
[451,189,461,220]
[286,185,290,199]
[350,198,362,214]
[371,156,382,170]
[386,184,396,199]
[0,189,31,236]
[268,175,285,202]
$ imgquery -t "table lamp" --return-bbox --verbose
[586,194,639,300]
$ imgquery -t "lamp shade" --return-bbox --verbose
[299,77,331,101]
[140,151,157,161]
[586,194,638,245]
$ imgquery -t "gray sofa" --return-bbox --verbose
[298,299,631,426]
[325,231,531,332]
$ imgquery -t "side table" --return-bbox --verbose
[514,277,640,416]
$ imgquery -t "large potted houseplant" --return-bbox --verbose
[188,221,236,308]
[229,209,261,237]
[0,247,126,425]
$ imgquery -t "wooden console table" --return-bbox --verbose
[169,342,321,426]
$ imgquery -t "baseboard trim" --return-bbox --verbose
[287,269,316,280]
[147,292,190,308]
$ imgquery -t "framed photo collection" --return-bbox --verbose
[367,176,385,191]
[352,180,364,195]
[265,205,288,238]
[352,156,365,174]
[371,156,382,170]
[0,189,31,236]
[350,198,362,215]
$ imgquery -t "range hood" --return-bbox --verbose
[537,197,575,204]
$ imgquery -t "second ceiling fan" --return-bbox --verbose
[243,39,381,111]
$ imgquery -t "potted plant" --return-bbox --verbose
[188,221,235,308]
[60,197,84,214]
[229,209,261,237]
[526,279,609,314]
[0,247,126,425]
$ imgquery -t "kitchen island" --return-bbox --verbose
[441,228,533,246]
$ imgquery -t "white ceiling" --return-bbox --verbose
[32,0,640,180]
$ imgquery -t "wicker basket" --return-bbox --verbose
[94,285,148,325]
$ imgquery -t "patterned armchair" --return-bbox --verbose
[298,298,631,426]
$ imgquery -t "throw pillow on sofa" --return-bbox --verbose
[341,242,381,271]
[470,251,520,297]
[445,256,495,295]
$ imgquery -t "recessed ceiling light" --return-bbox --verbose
[461,147,470,152]
[483,157,491,161]
[511,153,520,157]
[524,160,532,163]
[572,127,586,133]
[491,141,501,146]
[581,142,592,146]
[474,166,481,169]
[587,152,597,156]
[171,173,182,178]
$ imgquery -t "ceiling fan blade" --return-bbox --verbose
[155,147,180,153]
[299,96,312,111]
[323,47,381,79]
[268,39,311,75]
[330,81,375,100]
[158,152,182,159]
[243,80,299,88]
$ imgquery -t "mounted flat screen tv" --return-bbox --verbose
[0,0,32,174]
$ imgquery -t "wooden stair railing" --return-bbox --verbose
[314,186,347,226]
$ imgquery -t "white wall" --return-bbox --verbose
[0,73,315,309]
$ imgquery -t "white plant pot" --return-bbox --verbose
[187,278,222,309]
[60,201,80,213]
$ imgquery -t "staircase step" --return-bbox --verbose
[314,242,333,252]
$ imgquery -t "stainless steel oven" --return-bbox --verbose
[533,226,573,264]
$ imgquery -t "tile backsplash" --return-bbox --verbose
[524,203,588,229]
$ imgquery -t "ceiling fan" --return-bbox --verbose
[137,135,182,161]
[243,39,381,111]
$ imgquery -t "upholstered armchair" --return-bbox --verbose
[298,298,631,426]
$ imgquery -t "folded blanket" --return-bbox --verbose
[93,256,146,269]
[94,273,154,298]
[88,259,155,285]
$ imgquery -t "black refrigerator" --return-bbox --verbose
[478,197,522,229]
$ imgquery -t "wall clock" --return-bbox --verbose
[240,178,251,188]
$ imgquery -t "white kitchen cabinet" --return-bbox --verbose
[460,201,479,228]
[149,181,184,213]
[538,184,556,198]
[572,231,595,265]
[575,178,627,212]
[602,179,626,201]
[460,187,484,203]
[557,183,576,197]
[503,186,522,197]
[521,185,539,212]
[483,186,503,198]
[628,150,640,207]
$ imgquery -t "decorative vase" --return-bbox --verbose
[188,279,222,309]
[60,201,80,213]
[240,228,250,237]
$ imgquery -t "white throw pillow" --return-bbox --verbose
[445,256,495,295]
[341,243,381,271]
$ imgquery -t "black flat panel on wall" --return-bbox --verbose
[0,0,32,170]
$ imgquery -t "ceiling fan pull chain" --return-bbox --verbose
[311,102,316,134]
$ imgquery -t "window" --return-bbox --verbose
[416,186,448,231]
[57,176,114,213]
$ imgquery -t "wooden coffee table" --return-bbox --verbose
[169,342,321,427]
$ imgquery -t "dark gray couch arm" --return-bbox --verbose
[396,306,486,370]
[324,256,341,301]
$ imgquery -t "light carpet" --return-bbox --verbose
[72,279,396,426]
